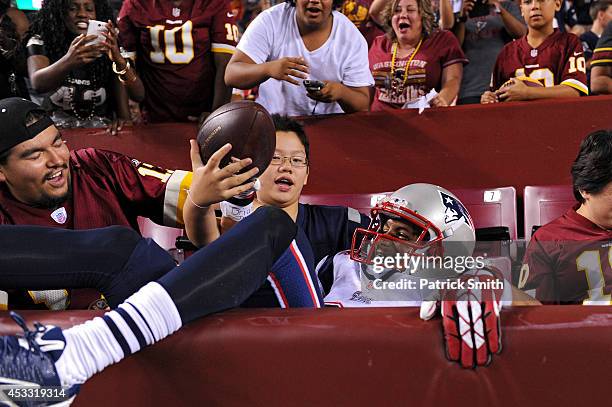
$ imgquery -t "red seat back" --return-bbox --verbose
[137,217,184,251]
[302,186,518,239]
[300,193,389,216]
[450,187,518,240]
[523,185,574,240]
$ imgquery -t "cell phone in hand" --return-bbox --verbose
[303,79,325,92]
[470,0,490,18]
[86,20,108,45]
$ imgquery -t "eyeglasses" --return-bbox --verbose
[270,155,308,168]
[521,0,553,5]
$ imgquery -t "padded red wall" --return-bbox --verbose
[62,96,612,196]
[1,307,610,406]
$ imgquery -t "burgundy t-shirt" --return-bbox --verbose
[369,30,467,110]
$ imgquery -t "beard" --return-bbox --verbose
[34,180,72,209]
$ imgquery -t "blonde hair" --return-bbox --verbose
[381,0,437,41]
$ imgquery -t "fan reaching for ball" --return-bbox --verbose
[196,101,276,221]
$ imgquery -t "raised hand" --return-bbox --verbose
[186,140,259,209]
[266,56,309,85]
[64,34,105,69]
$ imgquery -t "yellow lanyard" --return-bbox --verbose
[390,38,423,90]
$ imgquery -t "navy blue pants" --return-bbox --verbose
[0,207,296,321]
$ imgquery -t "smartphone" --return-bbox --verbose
[86,20,107,45]
[469,0,490,18]
[303,79,325,92]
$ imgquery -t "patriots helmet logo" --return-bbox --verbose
[439,192,472,227]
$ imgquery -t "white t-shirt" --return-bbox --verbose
[237,3,374,116]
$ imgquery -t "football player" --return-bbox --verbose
[322,183,516,368]
[481,0,589,103]
[590,21,612,94]
[0,205,297,405]
[519,130,612,303]
[117,0,239,122]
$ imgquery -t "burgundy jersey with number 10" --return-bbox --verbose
[118,0,238,122]
[491,29,588,95]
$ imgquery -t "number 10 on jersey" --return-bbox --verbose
[149,21,194,64]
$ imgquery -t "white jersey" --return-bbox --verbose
[237,3,374,116]
[323,252,427,308]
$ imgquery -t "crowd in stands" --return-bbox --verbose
[0,0,611,396]
[0,0,610,131]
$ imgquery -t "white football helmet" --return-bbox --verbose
[350,183,476,266]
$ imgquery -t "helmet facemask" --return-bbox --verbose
[351,201,445,278]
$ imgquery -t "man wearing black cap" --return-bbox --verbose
[0,97,191,229]
[0,97,254,309]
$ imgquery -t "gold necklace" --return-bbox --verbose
[390,38,423,96]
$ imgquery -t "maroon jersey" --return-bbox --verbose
[492,29,588,95]
[591,22,612,68]
[0,148,191,229]
[0,148,191,310]
[340,0,383,48]
[520,206,612,304]
[368,30,467,111]
[118,0,238,122]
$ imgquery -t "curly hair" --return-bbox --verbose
[381,0,437,41]
[27,0,114,88]
[0,0,19,59]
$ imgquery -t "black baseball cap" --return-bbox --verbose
[0,97,55,155]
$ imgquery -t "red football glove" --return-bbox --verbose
[441,269,503,368]
[420,268,504,368]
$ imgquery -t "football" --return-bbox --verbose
[197,101,276,175]
[499,76,545,90]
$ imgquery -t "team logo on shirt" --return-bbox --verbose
[439,192,472,227]
[50,207,67,224]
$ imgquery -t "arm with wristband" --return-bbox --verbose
[184,141,259,247]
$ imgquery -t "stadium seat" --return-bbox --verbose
[523,185,574,240]
[137,217,184,251]
[450,187,518,240]
[300,193,389,216]
[484,256,512,283]
[302,187,518,240]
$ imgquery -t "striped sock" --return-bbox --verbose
[55,282,182,386]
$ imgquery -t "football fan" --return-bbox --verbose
[26,0,136,134]
[0,205,298,405]
[454,0,526,105]
[224,0,374,116]
[590,21,612,94]
[368,0,467,110]
[339,0,384,47]
[117,0,238,122]
[369,0,455,32]
[519,130,612,303]
[188,115,370,307]
[580,1,612,68]
[481,0,588,103]
[0,0,29,99]
[0,97,250,308]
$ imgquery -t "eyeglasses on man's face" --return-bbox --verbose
[270,155,308,167]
